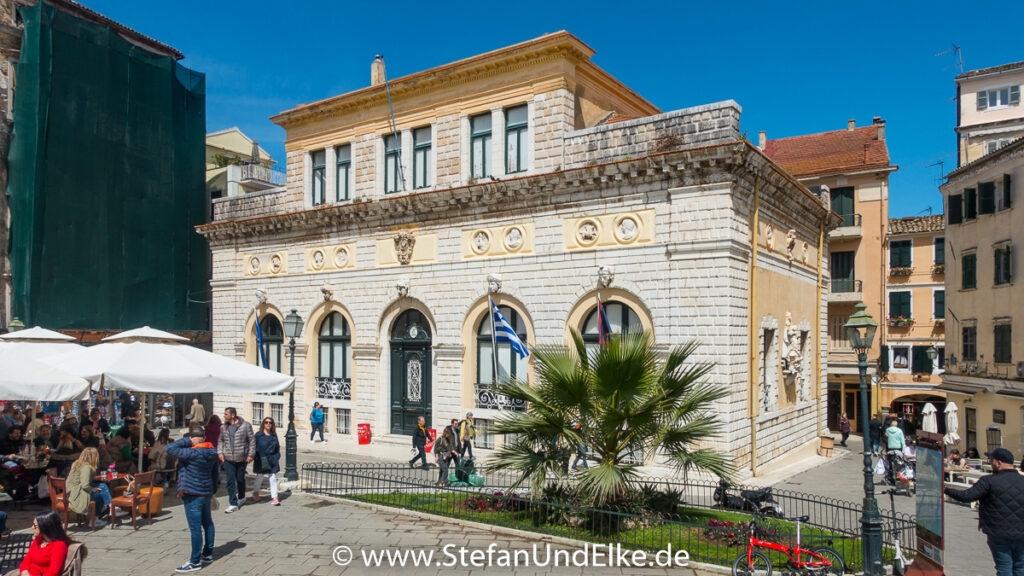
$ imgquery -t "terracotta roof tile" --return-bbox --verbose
[888,215,945,235]
[764,125,892,178]
[602,112,644,125]
[956,59,1024,81]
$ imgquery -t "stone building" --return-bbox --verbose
[199,32,840,476]
[939,137,1023,454]
[762,119,895,431]
[956,60,1024,167]
[881,215,947,430]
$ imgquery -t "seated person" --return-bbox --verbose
[51,423,83,477]
[106,426,137,474]
[34,424,55,451]
[18,511,82,576]
[946,449,967,469]
[66,448,109,527]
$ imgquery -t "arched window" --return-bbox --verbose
[258,316,283,373]
[582,301,641,354]
[317,312,352,400]
[477,306,528,411]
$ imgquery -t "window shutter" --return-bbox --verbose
[948,194,963,224]
[1009,246,1014,282]
[912,346,932,374]
[1005,174,1013,208]
[965,187,978,220]
[977,91,988,110]
[879,345,890,373]
[1011,85,1021,106]
[979,182,996,214]
[934,290,945,319]
[934,238,945,266]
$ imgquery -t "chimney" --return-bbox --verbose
[847,119,856,131]
[758,131,766,150]
[873,116,885,140]
[371,55,386,87]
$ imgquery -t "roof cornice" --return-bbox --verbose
[270,32,594,128]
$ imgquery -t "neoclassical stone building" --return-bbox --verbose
[199,32,840,476]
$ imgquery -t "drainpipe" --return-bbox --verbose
[748,177,760,476]
[815,215,825,438]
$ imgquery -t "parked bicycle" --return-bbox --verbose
[731,501,845,575]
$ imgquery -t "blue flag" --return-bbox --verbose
[597,294,613,345]
[254,315,269,369]
[490,298,529,359]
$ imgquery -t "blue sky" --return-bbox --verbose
[89,0,1023,217]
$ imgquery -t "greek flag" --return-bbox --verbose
[254,315,269,369]
[490,298,529,359]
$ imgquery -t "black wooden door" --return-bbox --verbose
[389,310,432,435]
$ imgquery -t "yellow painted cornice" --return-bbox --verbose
[271,31,594,128]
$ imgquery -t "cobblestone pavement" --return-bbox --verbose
[778,434,987,576]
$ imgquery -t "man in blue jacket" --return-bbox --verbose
[167,426,220,573]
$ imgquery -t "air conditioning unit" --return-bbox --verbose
[1017,362,1024,378]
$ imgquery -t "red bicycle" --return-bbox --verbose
[731,503,845,575]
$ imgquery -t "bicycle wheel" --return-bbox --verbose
[732,551,773,576]
[811,547,845,575]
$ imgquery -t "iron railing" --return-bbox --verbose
[240,163,286,186]
[474,383,526,411]
[830,279,862,294]
[316,377,352,400]
[838,213,862,228]
[302,462,916,572]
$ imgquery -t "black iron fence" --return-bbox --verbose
[302,462,916,572]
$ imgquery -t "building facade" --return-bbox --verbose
[956,60,1024,167]
[880,215,947,431]
[199,32,839,476]
[763,119,895,431]
[939,138,1023,454]
[206,127,283,204]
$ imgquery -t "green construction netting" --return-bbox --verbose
[7,2,207,331]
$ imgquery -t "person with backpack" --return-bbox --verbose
[457,412,476,462]
[167,425,220,573]
[309,403,325,443]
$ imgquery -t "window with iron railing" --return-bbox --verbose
[271,403,283,426]
[334,408,350,435]
[317,312,351,400]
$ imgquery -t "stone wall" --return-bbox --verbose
[212,187,300,221]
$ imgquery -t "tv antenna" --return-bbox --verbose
[927,160,945,183]
[935,44,963,75]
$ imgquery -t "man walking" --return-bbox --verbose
[188,399,206,427]
[868,414,883,456]
[838,412,851,447]
[167,425,219,573]
[945,448,1024,576]
[309,402,325,443]
[458,412,476,462]
[409,416,429,470]
[218,407,254,514]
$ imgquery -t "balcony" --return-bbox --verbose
[828,279,863,304]
[828,213,862,240]
[315,377,351,401]
[226,162,286,194]
[475,383,526,411]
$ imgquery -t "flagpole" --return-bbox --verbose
[488,297,500,409]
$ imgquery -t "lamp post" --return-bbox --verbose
[7,317,24,332]
[845,302,883,576]
[282,308,304,482]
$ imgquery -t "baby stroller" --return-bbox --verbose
[884,450,916,495]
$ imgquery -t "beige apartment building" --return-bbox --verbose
[880,215,946,431]
[939,137,1023,454]
[763,119,894,431]
[198,32,841,476]
[205,127,281,203]
[956,60,1024,167]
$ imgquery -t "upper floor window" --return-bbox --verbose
[582,302,641,355]
[889,240,912,270]
[830,187,855,227]
[977,85,1021,111]
[995,244,1014,286]
[258,316,283,373]
[335,145,351,202]
[318,312,351,381]
[311,150,326,206]
[948,193,963,225]
[888,291,911,320]
[470,113,492,179]
[412,126,432,189]
[962,325,977,361]
[962,252,977,290]
[934,290,945,319]
[979,181,997,215]
[934,237,945,267]
[1000,173,1014,211]
[477,306,528,385]
[995,324,1013,364]
[986,139,1014,155]
[384,133,402,193]
[965,187,978,220]
[505,105,528,174]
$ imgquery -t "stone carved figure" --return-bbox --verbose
[254,288,268,306]
[765,223,774,249]
[617,217,638,241]
[486,273,502,294]
[597,266,614,288]
[320,283,333,302]
[577,221,599,244]
[786,229,797,261]
[759,315,779,413]
[802,241,809,265]
[473,231,490,253]
[504,227,523,250]
[797,320,812,402]
[394,231,416,265]
[396,278,410,299]
[781,312,802,378]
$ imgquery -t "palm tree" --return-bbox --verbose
[491,330,732,506]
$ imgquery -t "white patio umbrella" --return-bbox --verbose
[45,326,294,470]
[944,402,961,446]
[0,347,91,401]
[0,326,76,341]
[921,403,938,434]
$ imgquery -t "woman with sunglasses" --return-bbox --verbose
[252,417,281,506]
[19,511,86,576]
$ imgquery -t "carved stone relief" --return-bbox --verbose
[394,231,416,265]
[486,273,502,294]
[395,278,410,299]
[504,227,523,251]
[765,223,774,250]
[615,216,638,242]
[786,229,797,261]
[759,315,779,413]
[320,283,334,302]
[472,231,491,254]
[577,220,599,245]
[597,266,614,288]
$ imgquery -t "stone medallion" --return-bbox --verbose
[311,249,325,270]
[577,220,599,246]
[334,247,349,268]
[472,230,491,254]
[248,256,261,275]
[504,227,523,251]
[615,216,639,243]
[269,254,282,273]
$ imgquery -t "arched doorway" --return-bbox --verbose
[889,394,947,437]
[390,309,432,435]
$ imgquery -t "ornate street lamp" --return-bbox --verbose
[282,308,304,481]
[845,302,882,576]
[7,317,24,332]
